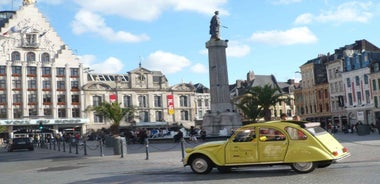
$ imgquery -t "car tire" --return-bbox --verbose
[291,162,316,173]
[190,155,213,174]
[217,166,232,173]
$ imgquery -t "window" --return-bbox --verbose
[58,108,66,118]
[348,93,353,106]
[57,81,65,90]
[181,110,189,120]
[0,94,6,103]
[13,94,22,103]
[42,80,51,89]
[205,99,209,107]
[42,67,51,76]
[233,127,256,142]
[12,66,21,75]
[12,80,21,89]
[25,34,37,46]
[139,111,149,122]
[154,95,162,107]
[28,80,37,89]
[29,108,37,116]
[72,95,79,103]
[138,95,147,107]
[259,127,286,141]
[285,127,307,140]
[94,113,103,123]
[44,108,52,116]
[57,68,65,76]
[57,94,66,103]
[72,108,80,118]
[0,79,6,89]
[41,53,50,62]
[0,109,7,119]
[123,95,132,107]
[26,52,35,61]
[373,79,377,91]
[0,66,5,75]
[70,68,79,77]
[27,67,37,76]
[375,96,379,108]
[197,99,202,107]
[365,90,370,104]
[71,81,79,90]
[357,92,362,105]
[93,96,102,106]
[364,75,369,84]
[346,78,351,88]
[43,94,51,103]
[11,51,20,61]
[155,111,163,121]
[28,94,37,103]
[180,95,188,107]
[13,109,22,118]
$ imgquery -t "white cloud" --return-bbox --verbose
[71,10,149,43]
[226,41,251,57]
[73,0,228,21]
[144,51,191,74]
[79,55,124,73]
[294,1,373,25]
[191,63,208,73]
[250,27,317,46]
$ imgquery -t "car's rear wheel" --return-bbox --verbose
[291,162,316,173]
[190,155,213,174]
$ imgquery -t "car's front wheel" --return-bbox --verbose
[291,162,316,173]
[190,155,213,174]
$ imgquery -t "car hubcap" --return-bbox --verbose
[193,158,207,172]
[294,162,312,171]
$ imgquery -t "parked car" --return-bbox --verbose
[183,121,350,174]
[8,137,34,152]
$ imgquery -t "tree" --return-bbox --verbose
[88,102,134,135]
[236,84,283,122]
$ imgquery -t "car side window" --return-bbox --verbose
[285,127,307,140]
[232,127,256,142]
[259,127,286,141]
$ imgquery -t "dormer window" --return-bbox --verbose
[27,52,36,61]
[41,53,50,62]
[22,33,39,48]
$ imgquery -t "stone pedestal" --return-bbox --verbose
[202,112,242,136]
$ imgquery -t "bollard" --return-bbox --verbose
[120,139,124,158]
[84,141,87,156]
[99,140,104,157]
[145,138,149,160]
[180,138,185,161]
[75,143,79,154]
[63,142,66,152]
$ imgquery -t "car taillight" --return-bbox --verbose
[332,151,338,156]
[342,147,348,153]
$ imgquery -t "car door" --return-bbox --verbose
[225,127,258,164]
[257,126,289,162]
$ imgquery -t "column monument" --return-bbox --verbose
[202,11,242,136]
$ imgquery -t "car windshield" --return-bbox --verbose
[13,138,30,143]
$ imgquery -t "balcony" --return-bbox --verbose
[57,102,66,105]
[71,102,80,105]
[13,102,21,105]
[42,88,51,91]
[43,102,52,105]
[27,88,37,91]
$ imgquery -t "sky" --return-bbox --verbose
[1,0,380,87]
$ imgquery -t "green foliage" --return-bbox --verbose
[236,84,283,122]
[88,102,135,134]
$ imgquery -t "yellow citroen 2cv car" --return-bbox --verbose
[183,121,350,174]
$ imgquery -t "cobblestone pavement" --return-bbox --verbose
[0,132,379,184]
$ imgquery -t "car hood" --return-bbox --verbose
[185,140,226,153]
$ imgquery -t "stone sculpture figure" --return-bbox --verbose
[209,11,220,40]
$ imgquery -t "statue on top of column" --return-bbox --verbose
[23,0,36,5]
[209,11,220,40]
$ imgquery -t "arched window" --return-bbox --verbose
[41,53,50,62]
[26,52,35,61]
[11,51,20,61]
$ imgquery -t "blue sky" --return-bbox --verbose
[1,0,380,87]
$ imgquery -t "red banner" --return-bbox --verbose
[110,94,117,103]
[167,94,174,115]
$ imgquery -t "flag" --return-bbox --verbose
[39,31,47,38]
[2,31,8,36]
